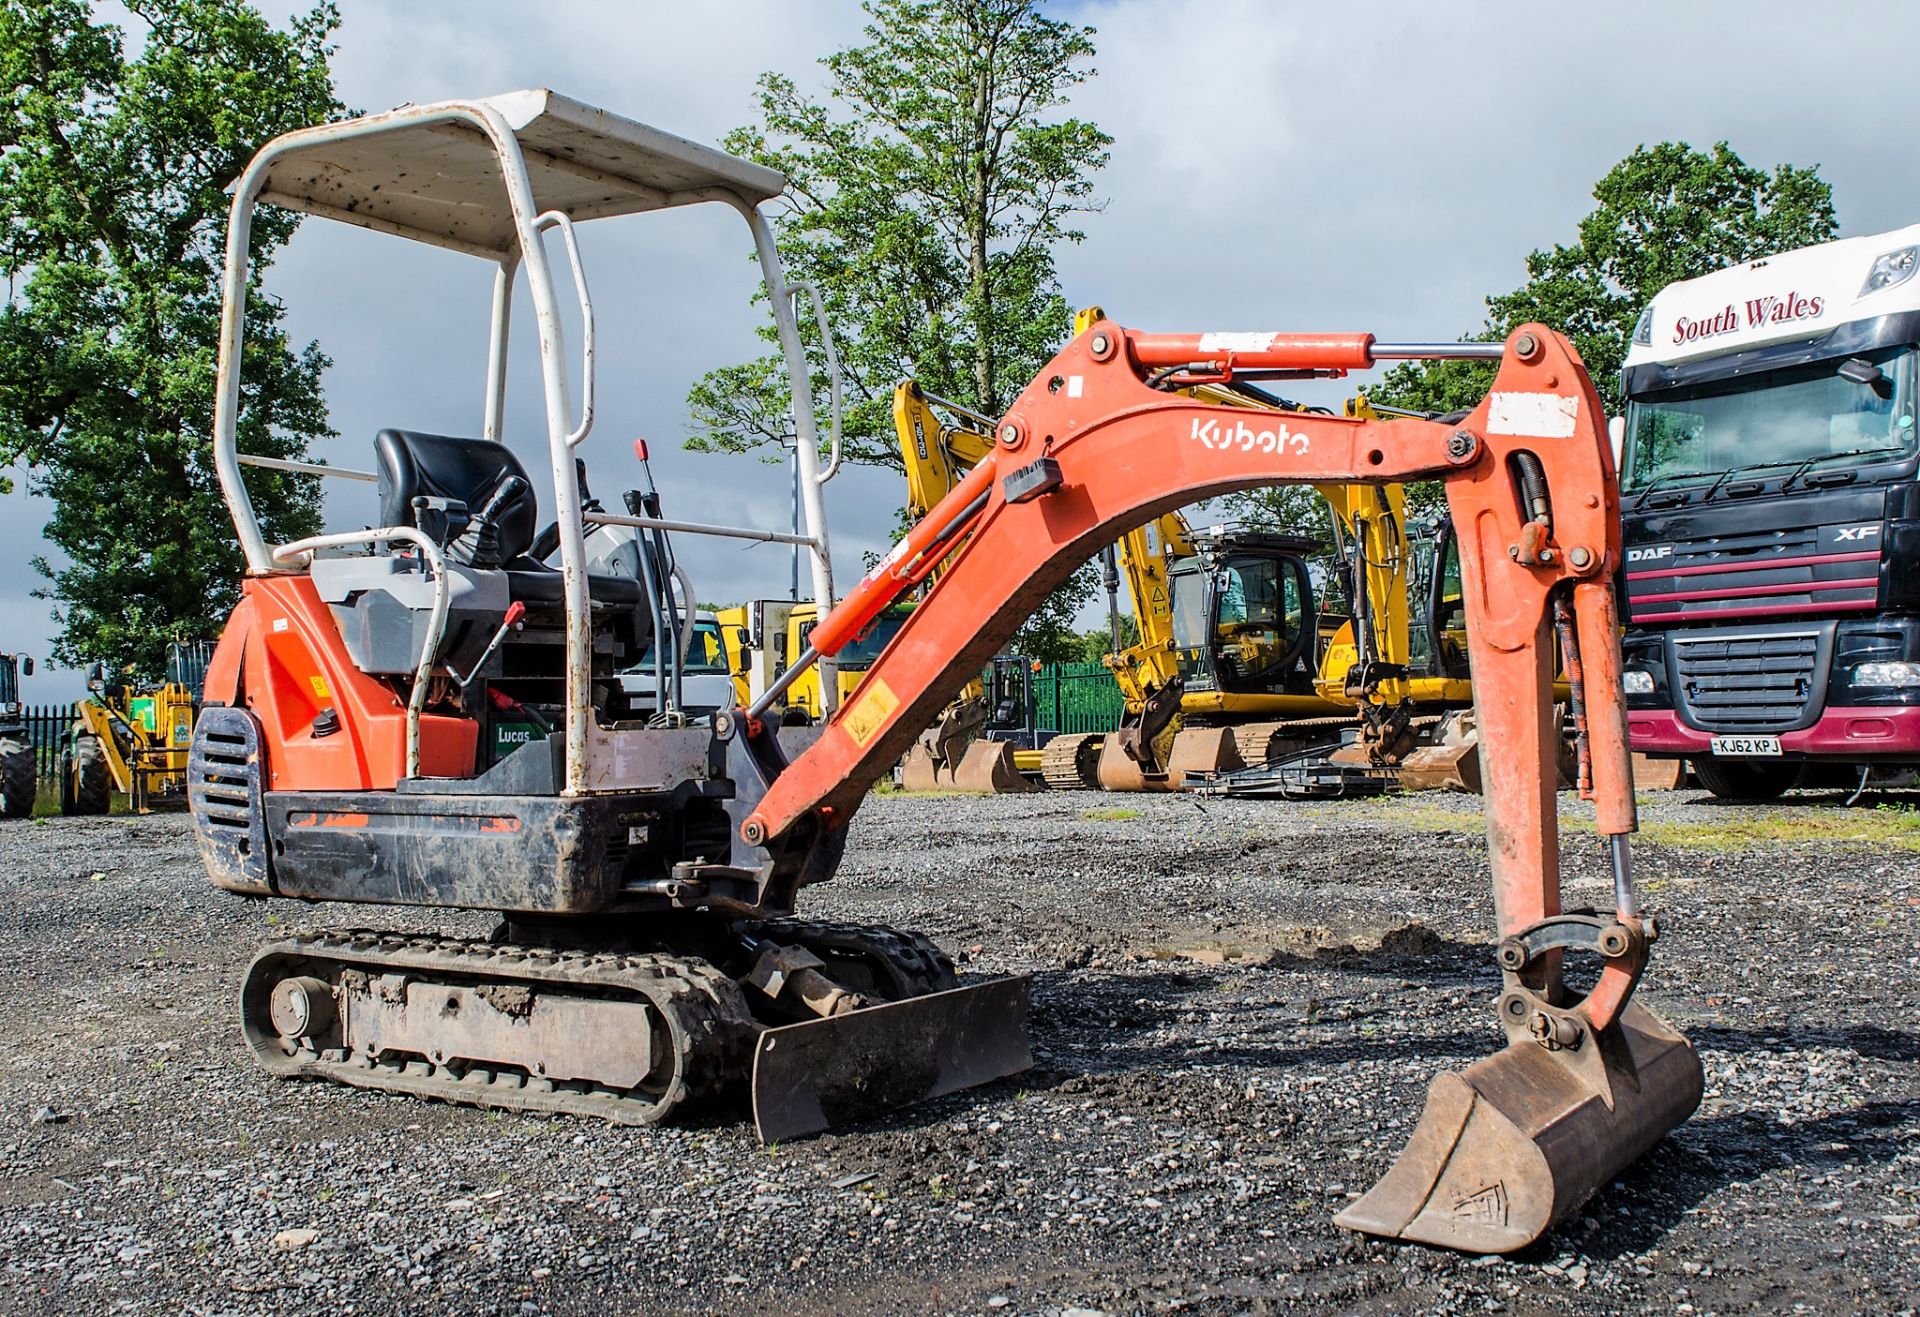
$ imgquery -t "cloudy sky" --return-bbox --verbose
[5,0,1917,698]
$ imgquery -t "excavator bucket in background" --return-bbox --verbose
[897,744,944,793]
[1095,736,1161,791]
[1399,711,1483,792]
[1336,1001,1702,1251]
[1166,726,1244,786]
[898,740,1039,793]
[751,975,1033,1143]
[951,739,1038,792]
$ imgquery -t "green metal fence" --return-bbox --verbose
[18,704,72,775]
[1031,662,1123,736]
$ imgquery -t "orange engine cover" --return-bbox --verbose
[205,574,477,791]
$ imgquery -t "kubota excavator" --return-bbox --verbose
[190,92,1698,1255]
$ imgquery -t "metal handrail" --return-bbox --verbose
[269,527,451,780]
[239,453,378,482]
[915,388,997,431]
[582,510,821,549]
[534,210,596,448]
[788,280,843,484]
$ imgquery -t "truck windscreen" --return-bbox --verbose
[832,611,907,670]
[1622,346,1918,491]
[628,619,730,675]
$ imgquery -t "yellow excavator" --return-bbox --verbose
[891,382,1043,791]
[716,599,913,723]
[889,371,1496,795]
[891,364,1343,792]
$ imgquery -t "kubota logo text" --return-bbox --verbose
[1192,416,1311,455]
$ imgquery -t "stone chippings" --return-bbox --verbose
[0,790,1916,1314]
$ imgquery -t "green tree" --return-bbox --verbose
[692,0,1111,663]
[1369,142,1837,420]
[0,0,342,680]
[1078,611,1137,664]
[688,0,1110,468]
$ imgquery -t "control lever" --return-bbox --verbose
[449,475,528,568]
[451,601,526,690]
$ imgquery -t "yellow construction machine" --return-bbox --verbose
[892,367,1340,792]
[61,639,212,814]
[881,315,1509,796]
[717,599,913,723]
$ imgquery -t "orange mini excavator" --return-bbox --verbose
[191,92,1699,1256]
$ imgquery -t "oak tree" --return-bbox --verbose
[0,0,342,679]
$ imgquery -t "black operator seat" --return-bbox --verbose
[373,429,642,606]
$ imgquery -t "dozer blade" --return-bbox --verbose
[951,740,1040,793]
[1336,1001,1702,1253]
[751,975,1033,1144]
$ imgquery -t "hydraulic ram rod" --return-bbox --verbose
[1126,333,1508,370]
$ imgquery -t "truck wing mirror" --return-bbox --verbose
[1838,356,1891,395]
[19,656,32,677]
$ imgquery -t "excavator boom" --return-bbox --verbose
[729,321,1701,1253]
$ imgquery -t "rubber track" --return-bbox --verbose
[1039,733,1102,790]
[1230,717,1355,767]
[740,918,957,998]
[246,930,760,1126]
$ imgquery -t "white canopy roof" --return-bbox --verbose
[250,88,788,257]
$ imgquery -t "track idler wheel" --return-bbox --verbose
[1336,918,1702,1252]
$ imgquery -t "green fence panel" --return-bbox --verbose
[1030,662,1123,736]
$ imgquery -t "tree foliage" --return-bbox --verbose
[687,0,1110,469]
[0,0,342,679]
[693,0,1111,662]
[1369,142,1837,420]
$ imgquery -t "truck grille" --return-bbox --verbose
[1671,631,1819,733]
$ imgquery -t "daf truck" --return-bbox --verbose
[1619,223,1920,798]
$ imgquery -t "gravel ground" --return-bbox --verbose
[2,785,1918,1315]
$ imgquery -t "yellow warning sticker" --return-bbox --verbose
[308,674,333,700]
[840,675,900,748]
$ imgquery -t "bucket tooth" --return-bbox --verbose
[951,740,1039,793]
[751,975,1032,1143]
[1336,1001,1702,1253]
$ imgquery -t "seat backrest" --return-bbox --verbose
[375,430,538,562]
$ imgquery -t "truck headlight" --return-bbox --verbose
[1622,670,1655,695]
[1852,660,1920,687]
[1861,245,1918,297]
